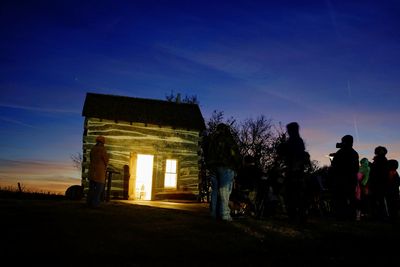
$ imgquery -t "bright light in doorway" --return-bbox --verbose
[136,154,154,200]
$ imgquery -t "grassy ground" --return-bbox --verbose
[0,195,399,266]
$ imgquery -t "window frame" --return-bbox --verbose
[164,159,178,188]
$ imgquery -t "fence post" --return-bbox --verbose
[123,165,130,200]
[105,171,112,202]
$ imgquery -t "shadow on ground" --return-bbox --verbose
[0,198,398,266]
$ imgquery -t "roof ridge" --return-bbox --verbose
[86,92,199,106]
[82,92,205,130]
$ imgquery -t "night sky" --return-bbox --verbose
[1,0,399,193]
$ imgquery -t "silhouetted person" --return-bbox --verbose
[355,158,370,221]
[330,135,359,220]
[236,155,262,192]
[386,159,400,222]
[368,146,389,221]
[278,122,310,224]
[205,123,241,221]
[233,155,264,214]
[87,135,109,208]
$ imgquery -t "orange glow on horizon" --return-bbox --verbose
[0,159,81,194]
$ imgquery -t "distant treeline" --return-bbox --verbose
[0,188,65,200]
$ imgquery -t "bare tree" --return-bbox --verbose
[165,90,199,104]
[234,115,287,175]
[236,115,273,164]
[205,110,236,134]
[70,152,83,171]
[204,113,289,174]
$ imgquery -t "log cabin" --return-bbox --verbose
[81,92,206,201]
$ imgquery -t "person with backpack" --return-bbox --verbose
[205,123,241,221]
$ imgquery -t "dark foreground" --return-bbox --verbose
[1,197,399,267]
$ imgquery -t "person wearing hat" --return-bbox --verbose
[87,135,109,208]
[330,135,359,220]
[368,146,389,220]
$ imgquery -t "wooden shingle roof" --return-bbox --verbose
[82,92,206,131]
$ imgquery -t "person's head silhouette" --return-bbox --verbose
[286,122,300,137]
[374,146,387,156]
[337,135,353,148]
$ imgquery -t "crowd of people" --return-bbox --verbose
[204,122,400,224]
[328,137,399,222]
[87,124,399,224]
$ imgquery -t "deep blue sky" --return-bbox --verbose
[1,0,399,193]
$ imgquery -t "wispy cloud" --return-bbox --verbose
[156,42,270,80]
[0,116,36,128]
[0,103,80,114]
[155,43,315,109]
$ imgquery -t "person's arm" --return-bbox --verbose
[102,148,109,166]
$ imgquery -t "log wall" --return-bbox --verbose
[82,118,202,200]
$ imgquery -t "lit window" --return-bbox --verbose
[164,159,177,188]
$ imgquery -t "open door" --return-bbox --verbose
[135,154,154,200]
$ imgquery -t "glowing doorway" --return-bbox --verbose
[135,154,154,200]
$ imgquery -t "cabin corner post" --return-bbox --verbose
[128,153,137,200]
[123,165,130,200]
[81,117,89,192]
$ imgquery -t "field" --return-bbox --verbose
[1,193,399,266]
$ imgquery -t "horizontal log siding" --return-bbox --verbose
[82,118,201,199]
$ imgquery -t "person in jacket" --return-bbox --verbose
[385,159,399,222]
[205,123,241,221]
[330,135,359,220]
[355,158,370,220]
[87,135,109,208]
[368,146,389,221]
[277,122,310,224]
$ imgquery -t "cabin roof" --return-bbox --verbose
[82,92,206,131]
